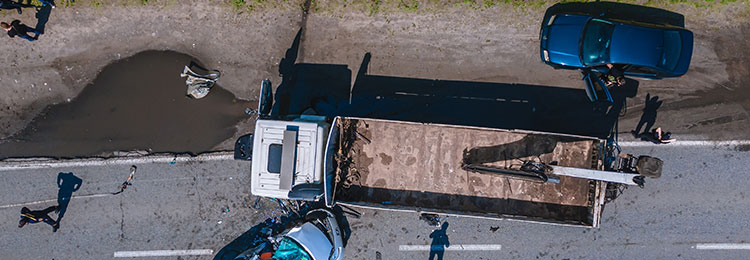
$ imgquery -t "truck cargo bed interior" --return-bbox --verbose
[333,118,603,226]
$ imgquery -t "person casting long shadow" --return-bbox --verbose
[56,172,82,229]
[428,222,450,260]
[632,93,662,137]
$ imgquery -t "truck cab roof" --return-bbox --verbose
[251,118,328,199]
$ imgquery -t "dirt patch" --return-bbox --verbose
[0,51,252,159]
[0,1,301,148]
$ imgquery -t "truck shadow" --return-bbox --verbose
[348,53,637,139]
[543,1,686,28]
[271,28,351,118]
[271,36,637,139]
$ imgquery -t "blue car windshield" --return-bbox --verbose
[581,19,615,66]
[658,31,682,71]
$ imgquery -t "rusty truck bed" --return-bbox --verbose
[333,117,606,227]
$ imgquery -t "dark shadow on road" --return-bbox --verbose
[346,53,638,138]
[56,172,82,227]
[34,4,51,34]
[428,222,450,260]
[633,93,662,137]
[271,28,351,118]
[543,1,685,28]
[269,52,638,138]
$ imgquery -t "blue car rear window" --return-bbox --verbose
[581,19,614,66]
[659,31,682,71]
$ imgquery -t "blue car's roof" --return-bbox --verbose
[609,24,662,67]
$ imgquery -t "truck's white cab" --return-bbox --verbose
[250,116,330,200]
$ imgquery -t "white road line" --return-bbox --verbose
[695,243,750,250]
[0,152,233,171]
[399,244,502,251]
[114,249,214,257]
[0,193,111,209]
[618,140,750,148]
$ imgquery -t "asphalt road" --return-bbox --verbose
[1,144,748,259]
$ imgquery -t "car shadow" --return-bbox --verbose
[543,1,685,28]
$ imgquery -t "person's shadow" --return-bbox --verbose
[633,93,662,137]
[428,222,450,260]
[34,2,53,35]
[56,172,82,226]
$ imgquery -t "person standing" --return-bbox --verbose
[19,206,60,232]
[2,20,40,42]
[600,63,627,87]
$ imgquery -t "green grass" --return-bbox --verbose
[233,0,247,9]
[398,0,419,11]
[365,0,381,15]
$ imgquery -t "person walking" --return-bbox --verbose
[19,206,60,232]
[2,20,40,42]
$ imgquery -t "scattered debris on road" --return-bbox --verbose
[419,213,442,227]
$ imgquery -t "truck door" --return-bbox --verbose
[323,117,340,208]
[259,79,274,118]
[581,69,614,103]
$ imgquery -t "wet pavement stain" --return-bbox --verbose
[0,50,252,159]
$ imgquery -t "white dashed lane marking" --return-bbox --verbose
[399,244,502,251]
[113,249,214,257]
[695,243,750,250]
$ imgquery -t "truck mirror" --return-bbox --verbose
[234,134,253,161]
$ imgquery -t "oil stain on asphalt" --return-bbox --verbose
[0,50,252,159]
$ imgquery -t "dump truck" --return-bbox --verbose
[234,79,662,230]
[238,112,661,229]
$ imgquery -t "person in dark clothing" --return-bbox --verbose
[1,20,40,42]
[640,127,676,144]
[39,0,55,8]
[600,63,627,87]
[0,0,34,14]
[19,206,60,232]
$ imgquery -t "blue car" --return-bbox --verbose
[540,13,694,79]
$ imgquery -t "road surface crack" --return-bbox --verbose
[119,197,125,240]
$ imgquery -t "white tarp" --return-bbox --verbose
[180,66,220,99]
